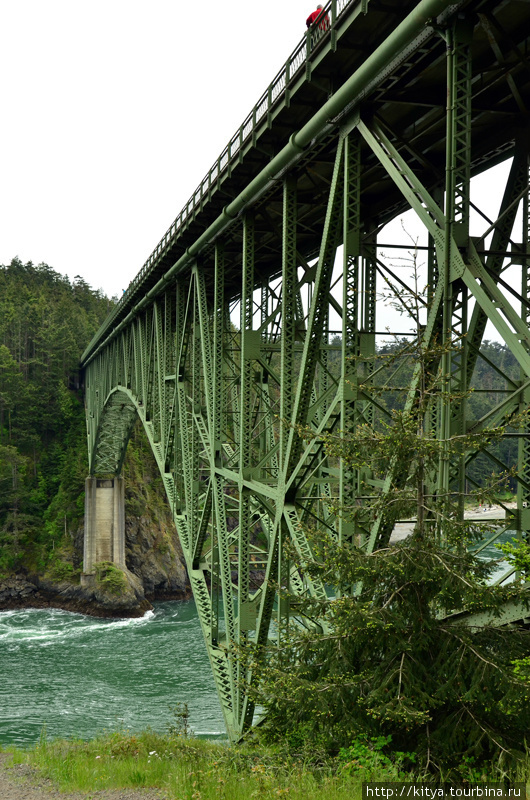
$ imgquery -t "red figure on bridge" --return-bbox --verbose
[306,4,330,31]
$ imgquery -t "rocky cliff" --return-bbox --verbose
[0,512,190,617]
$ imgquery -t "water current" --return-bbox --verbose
[0,600,225,748]
[0,530,516,749]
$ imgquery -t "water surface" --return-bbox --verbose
[0,600,224,747]
[0,530,517,748]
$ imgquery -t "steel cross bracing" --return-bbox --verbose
[82,0,530,739]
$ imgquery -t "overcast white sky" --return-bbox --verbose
[1,1,517,311]
[1,0,320,298]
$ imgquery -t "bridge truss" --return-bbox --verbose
[82,0,530,739]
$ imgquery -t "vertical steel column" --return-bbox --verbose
[517,153,530,546]
[447,22,472,245]
[211,246,222,645]
[173,283,186,517]
[360,230,377,430]
[189,279,202,556]
[237,213,255,728]
[163,291,176,479]
[340,133,361,545]
[439,20,472,508]
[152,299,164,448]
[143,306,155,426]
[426,188,442,502]
[211,244,237,658]
[258,282,275,482]
[133,315,147,410]
[279,175,298,634]
[175,280,192,553]
[280,178,297,470]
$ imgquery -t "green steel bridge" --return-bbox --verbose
[81,0,530,740]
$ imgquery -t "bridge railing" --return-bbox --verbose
[83,0,362,360]
[137,0,356,270]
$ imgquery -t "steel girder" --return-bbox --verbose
[83,0,530,739]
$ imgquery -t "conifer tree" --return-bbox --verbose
[249,246,530,777]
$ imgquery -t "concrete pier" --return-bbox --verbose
[82,477,125,583]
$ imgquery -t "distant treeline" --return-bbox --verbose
[375,336,520,490]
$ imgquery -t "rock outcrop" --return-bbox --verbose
[0,512,190,618]
[0,571,152,618]
[125,515,189,600]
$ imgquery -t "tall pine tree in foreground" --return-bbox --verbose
[248,253,530,778]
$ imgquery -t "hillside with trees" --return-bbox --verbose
[0,258,188,614]
[0,259,113,575]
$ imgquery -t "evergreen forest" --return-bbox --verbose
[0,258,114,577]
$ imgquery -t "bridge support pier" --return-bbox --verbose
[82,476,126,584]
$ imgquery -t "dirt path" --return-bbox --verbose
[0,754,169,800]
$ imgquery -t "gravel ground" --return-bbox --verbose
[0,754,170,800]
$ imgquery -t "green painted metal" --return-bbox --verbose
[82,0,530,739]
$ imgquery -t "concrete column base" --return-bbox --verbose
[83,476,126,574]
[80,572,96,589]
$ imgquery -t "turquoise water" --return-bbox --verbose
[0,600,225,747]
[475,528,515,583]
[0,532,517,749]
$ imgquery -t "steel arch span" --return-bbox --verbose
[82,0,530,739]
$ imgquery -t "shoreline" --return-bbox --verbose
[0,574,191,619]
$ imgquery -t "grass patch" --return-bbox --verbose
[2,730,529,799]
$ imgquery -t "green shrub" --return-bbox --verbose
[338,735,414,779]
[94,561,127,595]
[47,559,78,582]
